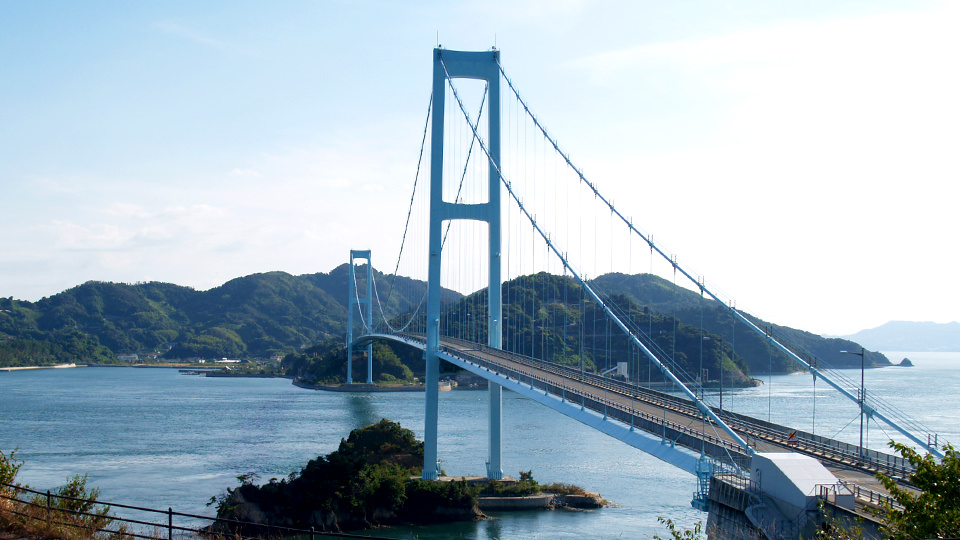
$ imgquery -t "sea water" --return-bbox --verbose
[1,352,957,539]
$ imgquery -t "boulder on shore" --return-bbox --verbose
[555,492,608,509]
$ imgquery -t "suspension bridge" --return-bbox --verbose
[342,48,943,537]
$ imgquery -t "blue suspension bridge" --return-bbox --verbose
[343,48,944,532]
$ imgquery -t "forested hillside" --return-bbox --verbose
[431,272,756,385]
[0,268,884,375]
[425,272,885,384]
[0,265,458,365]
[591,273,890,372]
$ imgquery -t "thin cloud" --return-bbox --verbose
[49,220,128,252]
[153,21,261,58]
[568,4,959,88]
[230,168,263,177]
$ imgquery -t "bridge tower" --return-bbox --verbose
[424,48,503,480]
[347,249,374,385]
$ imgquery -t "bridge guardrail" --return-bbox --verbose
[0,481,394,540]
[842,481,903,511]
[434,341,752,470]
[406,333,917,480]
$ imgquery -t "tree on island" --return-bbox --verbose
[209,419,602,534]
[208,419,478,533]
[282,341,421,385]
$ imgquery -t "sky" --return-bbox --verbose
[1,1,958,337]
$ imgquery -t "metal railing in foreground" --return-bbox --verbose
[0,482,395,540]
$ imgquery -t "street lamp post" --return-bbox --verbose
[841,347,866,458]
[718,337,724,411]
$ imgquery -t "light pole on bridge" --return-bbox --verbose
[718,337,724,411]
[840,347,866,458]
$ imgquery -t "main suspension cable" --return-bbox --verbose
[379,93,434,329]
[438,51,753,455]
[495,58,943,456]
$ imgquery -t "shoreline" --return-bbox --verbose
[292,379,428,392]
[0,363,77,372]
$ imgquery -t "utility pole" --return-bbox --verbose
[841,347,866,458]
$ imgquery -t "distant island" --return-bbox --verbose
[842,321,960,352]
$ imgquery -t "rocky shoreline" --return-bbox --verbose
[292,379,425,392]
[209,481,608,535]
[477,491,607,511]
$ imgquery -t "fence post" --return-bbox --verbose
[168,507,173,540]
[46,490,51,529]
[310,526,315,540]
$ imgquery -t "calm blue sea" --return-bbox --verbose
[1,352,957,539]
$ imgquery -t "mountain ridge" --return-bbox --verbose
[1,269,888,373]
[842,320,960,352]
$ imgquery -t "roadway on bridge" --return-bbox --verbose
[431,335,900,501]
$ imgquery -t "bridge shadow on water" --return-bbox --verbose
[348,394,380,428]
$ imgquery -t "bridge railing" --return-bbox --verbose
[0,481,392,540]
[429,337,753,470]
[841,481,903,511]
[411,333,917,479]
[715,409,915,479]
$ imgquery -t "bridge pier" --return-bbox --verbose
[424,48,503,481]
[487,382,503,479]
[346,250,373,385]
[424,322,440,480]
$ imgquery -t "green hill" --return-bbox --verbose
[0,268,884,375]
[433,272,756,385]
[590,272,890,372]
[0,267,459,366]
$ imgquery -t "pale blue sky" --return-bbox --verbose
[2,1,958,336]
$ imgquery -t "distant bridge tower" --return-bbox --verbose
[424,48,503,480]
[347,250,374,385]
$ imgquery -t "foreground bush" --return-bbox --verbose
[0,449,125,540]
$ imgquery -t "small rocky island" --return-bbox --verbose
[208,419,606,535]
[899,357,914,367]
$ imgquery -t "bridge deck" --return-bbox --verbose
[359,333,911,505]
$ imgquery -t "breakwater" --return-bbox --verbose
[0,363,76,371]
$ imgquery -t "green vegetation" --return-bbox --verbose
[0,331,115,367]
[591,273,889,373]
[0,449,21,487]
[654,517,703,540]
[422,272,759,385]
[813,442,960,540]
[210,420,597,534]
[209,419,478,533]
[0,266,451,367]
[435,272,887,379]
[476,470,540,497]
[282,340,421,385]
[875,442,960,540]
[0,267,882,377]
